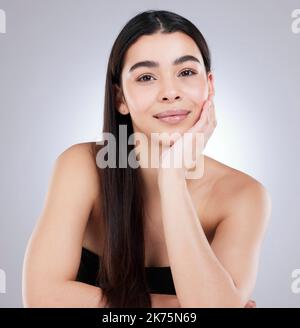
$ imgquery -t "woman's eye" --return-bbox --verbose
[136,75,155,82]
[136,69,197,83]
[180,69,197,77]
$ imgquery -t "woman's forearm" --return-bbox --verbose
[24,281,181,308]
[158,173,240,307]
[23,280,107,308]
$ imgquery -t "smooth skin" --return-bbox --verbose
[117,31,271,307]
[22,143,107,307]
[22,141,259,308]
[23,31,270,307]
[156,98,267,307]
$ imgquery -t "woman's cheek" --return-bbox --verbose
[127,89,153,114]
[183,88,208,125]
[183,76,208,100]
[186,90,207,119]
[128,105,152,134]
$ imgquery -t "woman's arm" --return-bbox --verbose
[22,142,105,307]
[150,294,180,308]
[23,280,106,308]
[157,172,271,308]
[150,293,257,308]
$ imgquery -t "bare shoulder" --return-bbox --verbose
[54,141,101,200]
[205,156,272,223]
[57,141,98,169]
[205,158,272,305]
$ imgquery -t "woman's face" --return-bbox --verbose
[117,31,215,145]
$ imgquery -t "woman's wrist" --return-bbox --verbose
[157,168,186,191]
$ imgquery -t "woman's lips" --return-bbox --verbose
[154,112,190,124]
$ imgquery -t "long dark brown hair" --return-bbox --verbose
[94,9,211,308]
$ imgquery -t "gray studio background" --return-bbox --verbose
[0,0,299,307]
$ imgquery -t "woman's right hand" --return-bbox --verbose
[244,299,256,308]
[150,293,181,308]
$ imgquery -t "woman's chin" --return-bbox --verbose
[149,129,184,147]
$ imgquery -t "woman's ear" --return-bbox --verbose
[114,84,129,115]
[207,72,215,101]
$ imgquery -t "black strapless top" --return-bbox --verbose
[76,247,176,295]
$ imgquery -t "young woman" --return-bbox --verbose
[22,10,271,308]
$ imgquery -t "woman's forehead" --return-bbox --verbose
[123,32,203,74]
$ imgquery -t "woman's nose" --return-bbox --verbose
[159,82,182,102]
[161,94,181,102]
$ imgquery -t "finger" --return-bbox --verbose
[207,102,213,124]
[198,102,216,148]
[189,100,211,134]
[183,131,205,170]
[208,104,217,129]
[208,102,217,127]
[199,99,211,123]
[244,300,256,308]
[207,93,214,102]
[197,102,212,133]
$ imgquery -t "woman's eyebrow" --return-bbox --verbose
[128,55,201,73]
